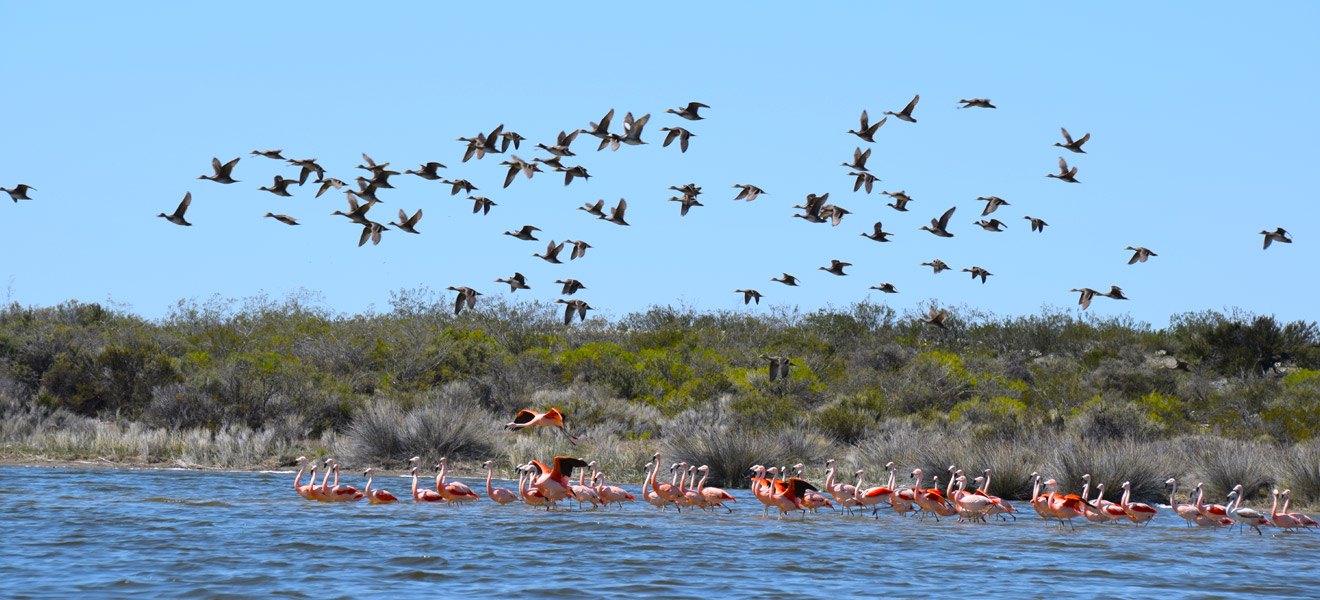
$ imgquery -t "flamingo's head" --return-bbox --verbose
[588,460,598,468]
[767,467,779,475]
[1029,471,1039,478]
[885,462,895,469]
[826,459,835,466]
[1284,489,1292,496]
[974,477,984,485]
[855,470,864,476]
[364,468,373,476]
[947,465,956,473]
[652,452,661,459]
[1097,483,1105,491]
[698,466,709,473]
[296,456,307,464]
[793,463,805,471]
[1082,474,1091,482]
[483,460,493,468]
[911,468,922,479]
[671,463,680,471]
[1043,478,1058,487]
[1165,478,1177,486]
[408,456,421,464]
[1122,481,1132,490]
[1231,484,1244,493]
[983,468,991,475]
[439,457,448,464]
[324,458,334,466]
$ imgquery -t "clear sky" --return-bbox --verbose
[2,2,1316,327]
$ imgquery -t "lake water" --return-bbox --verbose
[2,466,1316,598]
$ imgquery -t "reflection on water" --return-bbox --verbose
[1,466,1316,598]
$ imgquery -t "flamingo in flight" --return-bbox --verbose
[505,408,578,444]
[529,455,592,506]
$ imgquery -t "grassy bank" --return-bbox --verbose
[1,291,1318,505]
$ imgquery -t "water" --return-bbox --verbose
[2,466,1316,598]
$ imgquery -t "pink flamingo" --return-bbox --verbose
[823,460,860,514]
[517,464,552,508]
[641,463,672,510]
[1028,473,1052,520]
[695,466,736,512]
[324,459,363,502]
[681,464,712,509]
[1118,481,1157,525]
[1043,478,1085,529]
[1165,478,1204,527]
[648,454,684,509]
[435,457,480,505]
[749,465,776,516]
[1225,487,1269,535]
[1078,475,1111,523]
[293,457,318,501]
[792,464,832,513]
[977,468,1015,520]
[1194,482,1229,521]
[949,476,994,522]
[594,472,635,509]
[570,461,604,509]
[1192,483,1233,526]
[1090,483,1128,522]
[886,463,915,517]
[408,457,443,503]
[362,468,399,504]
[483,460,519,505]
[1271,488,1305,531]
[1281,490,1318,530]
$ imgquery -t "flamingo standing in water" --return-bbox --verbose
[324,459,363,502]
[950,476,995,522]
[695,466,736,512]
[886,463,915,517]
[1118,481,1158,525]
[293,457,318,501]
[758,465,816,520]
[408,458,443,503]
[1028,473,1052,520]
[641,463,672,510]
[1271,489,1305,531]
[1225,487,1269,535]
[851,469,894,518]
[792,464,832,513]
[1281,490,1319,530]
[1078,475,1111,524]
[677,464,709,510]
[910,469,955,521]
[505,407,578,444]
[1192,483,1233,527]
[517,464,552,508]
[1090,483,1128,522]
[648,454,684,510]
[1194,482,1229,522]
[977,469,1016,520]
[435,457,480,505]
[529,455,591,505]
[594,472,635,509]
[750,465,775,516]
[1043,478,1086,529]
[570,462,603,509]
[483,461,519,505]
[1166,478,1204,527]
[362,468,399,504]
[823,460,860,514]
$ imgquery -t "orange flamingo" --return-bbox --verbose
[324,459,363,502]
[530,456,591,505]
[362,468,399,504]
[886,463,915,517]
[435,457,480,505]
[851,469,894,518]
[1043,478,1085,529]
[695,465,736,512]
[791,464,832,513]
[1282,490,1318,529]
[1271,488,1305,531]
[505,408,578,444]
[484,460,519,505]
[1028,473,1052,520]
[408,457,443,503]
[293,457,319,501]
[765,467,817,520]
[1118,481,1158,525]
[749,465,776,516]
[910,469,955,521]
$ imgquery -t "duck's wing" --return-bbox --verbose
[936,206,956,229]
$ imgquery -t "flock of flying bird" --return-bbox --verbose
[2,94,1297,324]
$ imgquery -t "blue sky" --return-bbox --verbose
[2,2,1316,327]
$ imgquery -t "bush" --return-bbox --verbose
[1049,437,1177,504]
[1179,436,1274,503]
[1274,442,1320,505]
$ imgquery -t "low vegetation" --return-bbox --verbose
[1,290,1317,505]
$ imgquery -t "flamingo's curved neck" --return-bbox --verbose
[886,468,896,490]
[294,463,306,490]
[697,470,708,493]
[825,464,835,490]
[981,471,991,493]
[365,472,374,497]
[1169,481,1178,506]
[486,465,495,497]
[320,465,332,492]
[1270,492,1280,519]
[912,471,924,493]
